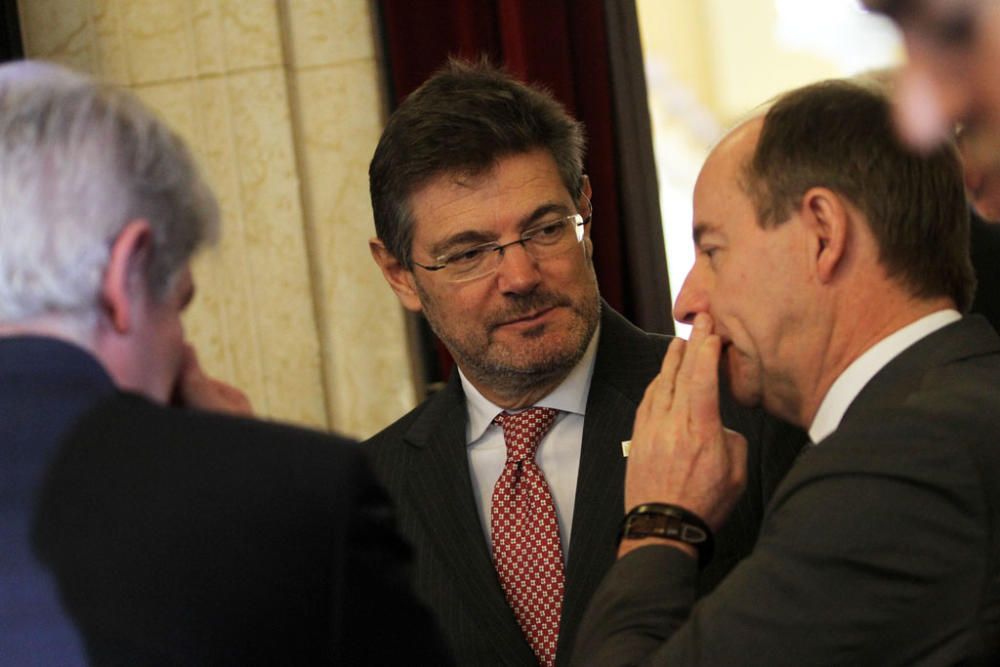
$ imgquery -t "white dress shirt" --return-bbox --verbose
[460,325,601,562]
[808,309,961,445]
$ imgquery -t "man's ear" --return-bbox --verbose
[101,220,153,334]
[369,238,424,312]
[800,187,848,284]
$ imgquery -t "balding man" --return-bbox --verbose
[575,79,1000,665]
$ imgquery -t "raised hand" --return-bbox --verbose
[624,313,747,533]
[172,343,253,416]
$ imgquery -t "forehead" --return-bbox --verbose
[407,150,571,240]
[692,120,761,231]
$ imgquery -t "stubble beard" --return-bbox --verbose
[420,285,601,398]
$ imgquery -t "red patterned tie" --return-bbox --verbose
[491,407,564,667]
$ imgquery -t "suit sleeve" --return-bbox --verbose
[572,422,988,666]
[336,452,456,666]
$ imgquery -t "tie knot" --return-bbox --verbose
[493,407,559,463]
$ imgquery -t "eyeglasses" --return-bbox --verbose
[412,199,593,283]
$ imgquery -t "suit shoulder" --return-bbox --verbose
[364,395,434,450]
[75,393,369,487]
[361,392,449,490]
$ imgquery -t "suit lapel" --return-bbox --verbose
[399,304,671,666]
[558,306,669,663]
[401,375,535,665]
[559,376,633,652]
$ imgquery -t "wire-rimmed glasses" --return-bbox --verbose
[413,197,593,283]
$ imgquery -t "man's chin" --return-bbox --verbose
[489,344,580,377]
[720,357,762,408]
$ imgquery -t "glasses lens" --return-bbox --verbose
[442,245,498,282]
[439,213,585,283]
[525,216,582,259]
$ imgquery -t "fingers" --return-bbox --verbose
[689,333,722,440]
[673,312,714,412]
[175,344,254,416]
[635,336,686,425]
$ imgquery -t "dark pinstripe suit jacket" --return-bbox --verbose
[364,303,805,666]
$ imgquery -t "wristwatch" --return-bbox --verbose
[618,503,714,568]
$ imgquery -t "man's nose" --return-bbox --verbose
[672,269,708,325]
[495,242,542,294]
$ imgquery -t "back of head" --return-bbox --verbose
[369,58,586,267]
[742,78,974,310]
[0,61,219,332]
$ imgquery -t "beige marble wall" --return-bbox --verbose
[18,0,418,437]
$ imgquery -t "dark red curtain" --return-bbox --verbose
[377,0,671,385]
[0,0,22,63]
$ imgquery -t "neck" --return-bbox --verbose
[462,366,572,410]
[793,293,955,428]
[0,315,94,350]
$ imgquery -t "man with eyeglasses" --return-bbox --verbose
[366,58,806,667]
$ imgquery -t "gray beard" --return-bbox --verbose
[450,292,600,400]
[458,336,589,397]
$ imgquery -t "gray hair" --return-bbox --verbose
[0,61,219,327]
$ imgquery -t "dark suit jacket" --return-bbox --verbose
[970,211,1000,332]
[364,304,805,666]
[2,336,451,666]
[574,315,1000,666]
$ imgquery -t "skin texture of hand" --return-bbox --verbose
[623,313,748,537]
[172,343,254,416]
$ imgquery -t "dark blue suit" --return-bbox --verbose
[1,337,103,664]
[2,336,452,665]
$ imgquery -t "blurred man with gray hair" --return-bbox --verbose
[0,61,449,665]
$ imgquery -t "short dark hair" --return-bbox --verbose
[369,58,586,267]
[742,79,974,310]
[859,0,910,20]
[861,0,910,16]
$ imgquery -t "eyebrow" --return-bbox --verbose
[428,201,575,257]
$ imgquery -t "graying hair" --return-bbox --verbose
[0,60,219,326]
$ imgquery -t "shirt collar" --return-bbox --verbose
[808,309,960,444]
[460,323,601,444]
